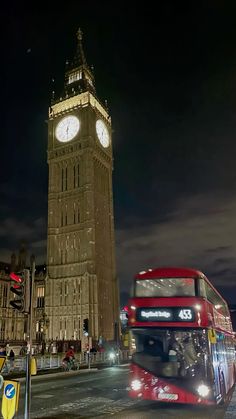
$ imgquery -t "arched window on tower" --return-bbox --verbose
[73,163,80,188]
[60,282,63,305]
[59,318,63,339]
[65,167,68,191]
[24,318,27,336]
[65,205,67,225]
[0,319,6,340]
[37,287,45,308]
[61,167,64,191]
[64,319,67,340]
[77,164,80,187]
[11,318,15,339]
[78,206,80,223]
[78,317,81,339]
[61,209,63,227]
[73,202,76,224]
[3,285,7,308]
[78,281,81,304]
[73,284,76,304]
[73,318,77,340]
[65,282,68,305]
[73,165,76,188]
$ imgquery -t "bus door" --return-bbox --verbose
[208,330,226,400]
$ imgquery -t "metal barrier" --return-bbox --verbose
[3,350,130,374]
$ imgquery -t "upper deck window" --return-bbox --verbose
[135,277,195,297]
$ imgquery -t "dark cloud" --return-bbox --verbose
[0,217,47,264]
[116,192,236,302]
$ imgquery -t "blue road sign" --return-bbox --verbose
[4,383,15,399]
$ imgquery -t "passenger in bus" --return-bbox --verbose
[168,336,183,358]
[144,337,168,361]
[168,336,188,376]
[182,335,198,374]
[168,348,178,362]
[183,336,197,361]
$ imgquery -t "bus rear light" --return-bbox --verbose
[197,384,210,397]
[131,379,142,391]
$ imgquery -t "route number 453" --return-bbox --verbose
[178,309,192,320]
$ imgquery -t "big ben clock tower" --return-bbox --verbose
[45,29,119,344]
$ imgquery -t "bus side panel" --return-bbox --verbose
[211,335,236,401]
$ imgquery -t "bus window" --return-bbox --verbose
[205,282,229,317]
[135,277,196,297]
[198,277,207,298]
[132,329,209,379]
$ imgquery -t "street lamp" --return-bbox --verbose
[40,313,49,355]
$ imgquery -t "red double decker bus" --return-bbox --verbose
[128,267,236,405]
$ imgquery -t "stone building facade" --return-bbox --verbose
[0,247,46,345]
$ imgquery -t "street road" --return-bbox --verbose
[14,365,233,418]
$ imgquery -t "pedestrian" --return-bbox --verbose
[0,346,7,356]
[8,349,15,371]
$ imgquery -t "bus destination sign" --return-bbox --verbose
[136,307,195,322]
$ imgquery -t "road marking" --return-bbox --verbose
[34,394,54,399]
[19,396,140,418]
[89,398,139,415]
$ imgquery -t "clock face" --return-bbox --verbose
[55,115,80,142]
[96,120,110,148]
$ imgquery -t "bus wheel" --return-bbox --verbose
[219,373,227,405]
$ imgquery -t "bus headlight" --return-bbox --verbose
[131,379,142,391]
[197,384,210,397]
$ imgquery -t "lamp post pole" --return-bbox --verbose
[24,259,35,419]
[40,313,49,355]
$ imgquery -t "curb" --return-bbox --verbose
[6,368,98,383]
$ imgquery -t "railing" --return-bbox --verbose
[2,350,130,374]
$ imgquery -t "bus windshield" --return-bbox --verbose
[135,277,195,297]
[132,328,210,380]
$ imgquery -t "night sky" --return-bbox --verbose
[2,3,236,306]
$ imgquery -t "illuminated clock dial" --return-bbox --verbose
[55,115,80,142]
[96,119,110,148]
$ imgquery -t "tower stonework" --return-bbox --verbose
[45,29,119,344]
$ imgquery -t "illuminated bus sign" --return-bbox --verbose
[136,307,195,322]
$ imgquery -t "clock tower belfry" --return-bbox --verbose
[45,29,119,344]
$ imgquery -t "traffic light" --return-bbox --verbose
[83,318,89,336]
[9,269,30,313]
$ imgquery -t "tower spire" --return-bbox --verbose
[62,28,96,98]
[74,28,87,67]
